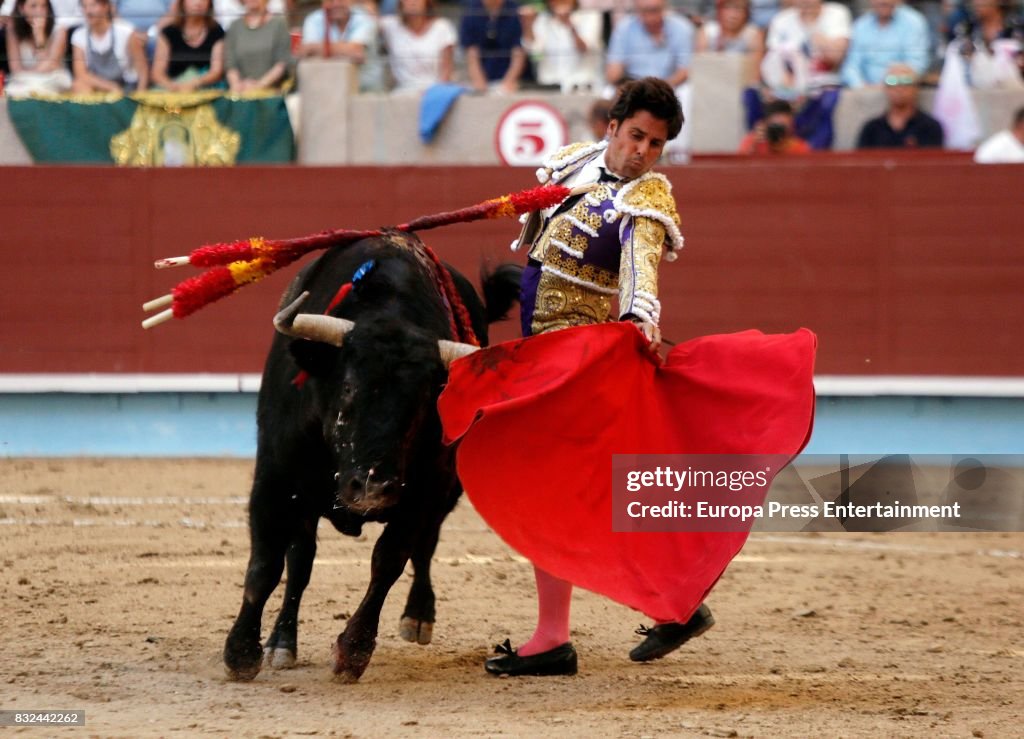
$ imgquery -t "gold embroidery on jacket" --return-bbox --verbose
[531,269,614,335]
[619,217,664,316]
[529,185,617,262]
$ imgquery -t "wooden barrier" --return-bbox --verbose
[1,155,1020,376]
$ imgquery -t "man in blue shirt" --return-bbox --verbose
[297,0,384,91]
[460,0,526,93]
[841,0,931,88]
[605,0,694,88]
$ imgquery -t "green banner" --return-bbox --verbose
[7,90,294,165]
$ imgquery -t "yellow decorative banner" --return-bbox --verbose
[111,101,241,166]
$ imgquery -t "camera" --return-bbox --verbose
[765,122,788,145]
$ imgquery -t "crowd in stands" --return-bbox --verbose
[0,0,1022,157]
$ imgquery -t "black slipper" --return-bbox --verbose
[484,639,578,677]
[629,604,715,662]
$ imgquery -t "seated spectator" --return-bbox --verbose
[738,98,811,153]
[115,0,174,35]
[224,0,289,92]
[71,0,149,91]
[379,0,456,92]
[151,0,225,90]
[605,0,694,87]
[1,0,78,80]
[761,0,850,98]
[460,0,526,94]
[946,0,1023,89]
[587,95,611,139]
[856,63,944,148]
[298,0,383,91]
[696,0,764,85]
[696,0,763,55]
[841,0,930,88]
[2,0,82,31]
[4,0,72,94]
[213,0,284,30]
[521,0,602,92]
[973,105,1024,162]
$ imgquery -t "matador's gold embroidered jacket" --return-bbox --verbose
[513,140,684,336]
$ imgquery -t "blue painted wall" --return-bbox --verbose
[1,393,1022,457]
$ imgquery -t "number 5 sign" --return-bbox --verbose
[495,101,569,166]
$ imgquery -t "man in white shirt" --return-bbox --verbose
[762,0,851,95]
[974,107,1024,164]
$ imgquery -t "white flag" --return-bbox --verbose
[932,45,983,150]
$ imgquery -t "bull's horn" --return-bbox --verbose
[274,291,354,347]
[438,340,480,367]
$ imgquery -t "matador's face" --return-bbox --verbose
[605,111,669,180]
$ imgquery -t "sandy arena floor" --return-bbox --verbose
[1,458,1021,738]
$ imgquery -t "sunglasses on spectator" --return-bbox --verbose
[884,74,916,86]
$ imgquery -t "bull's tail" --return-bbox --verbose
[481,263,523,324]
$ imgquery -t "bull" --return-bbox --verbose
[223,230,520,682]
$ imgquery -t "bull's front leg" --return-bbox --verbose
[333,517,416,682]
[224,526,288,680]
[399,514,443,645]
[263,515,318,669]
[224,469,291,681]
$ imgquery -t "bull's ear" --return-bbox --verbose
[289,339,339,377]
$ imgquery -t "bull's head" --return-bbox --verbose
[275,292,478,516]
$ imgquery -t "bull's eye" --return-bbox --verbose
[341,382,353,397]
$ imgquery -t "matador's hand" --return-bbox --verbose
[637,320,661,354]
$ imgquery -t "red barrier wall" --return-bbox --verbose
[2,159,1021,376]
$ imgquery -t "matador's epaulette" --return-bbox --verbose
[614,172,684,261]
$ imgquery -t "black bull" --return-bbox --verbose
[223,231,521,682]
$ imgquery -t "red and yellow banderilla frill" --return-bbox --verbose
[142,184,592,328]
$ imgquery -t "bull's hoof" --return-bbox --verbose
[264,646,297,670]
[225,662,261,681]
[399,616,434,645]
[332,638,372,683]
[224,637,264,681]
[331,668,362,684]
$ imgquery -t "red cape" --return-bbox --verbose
[438,323,817,623]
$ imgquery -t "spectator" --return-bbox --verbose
[379,0,456,92]
[696,0,763,55]
[696,0,763,85]
[587,95,611,139]
[4,0,72,94]
[224,0,289,92]
[973,105,1024,162]
[738,98,811,153]
[761,0,850,98]
[947,0,1023,89]
[1,0,82,31]
[115,0,173,35]
[841,0,931,88]
[521,0,602,92]
[213,0,284,30]
[296,0,383,91]
[71,0,148,91]
[151,0,225,90]
[460,0,526,93]
[856,62,944,147]
[605,0,694,87]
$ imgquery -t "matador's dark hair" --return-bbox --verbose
[608,77,684,141]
